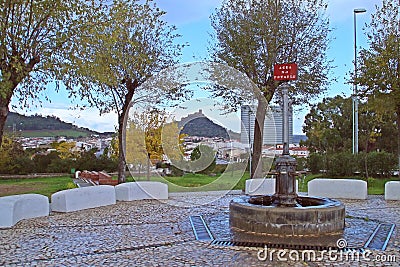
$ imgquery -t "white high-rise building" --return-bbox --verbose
[240,105,293,145]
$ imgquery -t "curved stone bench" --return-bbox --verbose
[115,182,168,201]
[245,178,298,196]
[385,181,400,200]
[0,194,49,228]
[51,185,116,212]
[308,178,367,199]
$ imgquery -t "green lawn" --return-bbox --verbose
[296,174,400,195]
[0,176,75,197]
[0,172,398,197]
[128,170,250,192]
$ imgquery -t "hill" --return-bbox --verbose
[4,112,107,138]
[293,134,307,144]
[180,116,231,139]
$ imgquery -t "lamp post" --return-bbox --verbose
[353,8,366,154]
[247,106,253,178]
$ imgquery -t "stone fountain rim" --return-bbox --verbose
[232,195,345,210]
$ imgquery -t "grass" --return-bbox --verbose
[0,172,398,197]
[296,173,400,195]
[0,176,75,197]
[366,177,399,195]
[128,170,250,192]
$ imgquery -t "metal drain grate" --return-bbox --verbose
[364,223,396,250]
[211,240,331,251]
[189,215,214,241]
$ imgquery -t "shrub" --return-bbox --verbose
[307,153,325,174]
[365,151,397,178]
[326,152,358,177]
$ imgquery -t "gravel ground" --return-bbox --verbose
[0,193,399,266]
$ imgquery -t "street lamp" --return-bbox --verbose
[353,8,366,154]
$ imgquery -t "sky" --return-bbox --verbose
[10,0,383,134]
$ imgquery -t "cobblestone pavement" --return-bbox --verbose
[0,192,399,266]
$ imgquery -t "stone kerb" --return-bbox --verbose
[115,182,168,201]
[0,194,49,228]
[245,178,299,196]
[308,178,367,200]
[51,185,116,212]
[385,181,400,200]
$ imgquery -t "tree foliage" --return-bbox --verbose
[0,135,32,174]
[190,144,216,175]
[211,0,332,177]
[0,0,100,147]
[50,141,78,159]
[0,137,117,174]
[126,110,186,178]
[355,0,400,174]
[60,0,185,183]
[303,96,397,154]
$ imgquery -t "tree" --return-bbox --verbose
[60,0,185,183]
[0,135,32,174]
[50,141,78,159]
[211,0,332,178]
[303,96,397,153]
[303,96,352,153]
[126,109,186,179]
[190,144,216,175]
[0,0,99,147]
[355,0,400,176]
[125,119,147,176]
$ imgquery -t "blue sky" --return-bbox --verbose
[11,0,382,134]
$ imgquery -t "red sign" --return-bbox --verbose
[273,63,298,81]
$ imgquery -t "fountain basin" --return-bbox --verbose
[230,195,345,247]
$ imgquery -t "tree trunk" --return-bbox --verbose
[251,99,267,178]
[364,138,369,179]
[0,90,14,148]
[117,112,126,183]
[0,55,39,147]
[117,78,138,184]
[397,105,400,178]
[0,105,8,148]
[146,155,150,181]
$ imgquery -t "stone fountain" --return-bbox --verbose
[230,84,345,247]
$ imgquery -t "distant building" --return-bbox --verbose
[240,105,293,145]
[178,109,205,128]
[262,144,309,158]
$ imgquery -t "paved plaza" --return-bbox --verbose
[0,191,399,266]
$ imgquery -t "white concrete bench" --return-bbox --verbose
[0,194,49,228]
[308,178,367,199]
[115,182,168,201]
[51,185,116,212]
[245,178,298,196]
[385,181,400,200]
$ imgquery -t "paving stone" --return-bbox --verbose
[0,194,398,266]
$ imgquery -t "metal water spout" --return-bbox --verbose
[273,83,299,207]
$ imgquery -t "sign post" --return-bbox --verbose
[273,63,298,206]
[273,63,298,81]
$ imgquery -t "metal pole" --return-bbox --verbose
[353,11,358,154]
[353,8,366,154]
[248,106,252,178]
[273,83,298,207]
[282,85,289,155]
